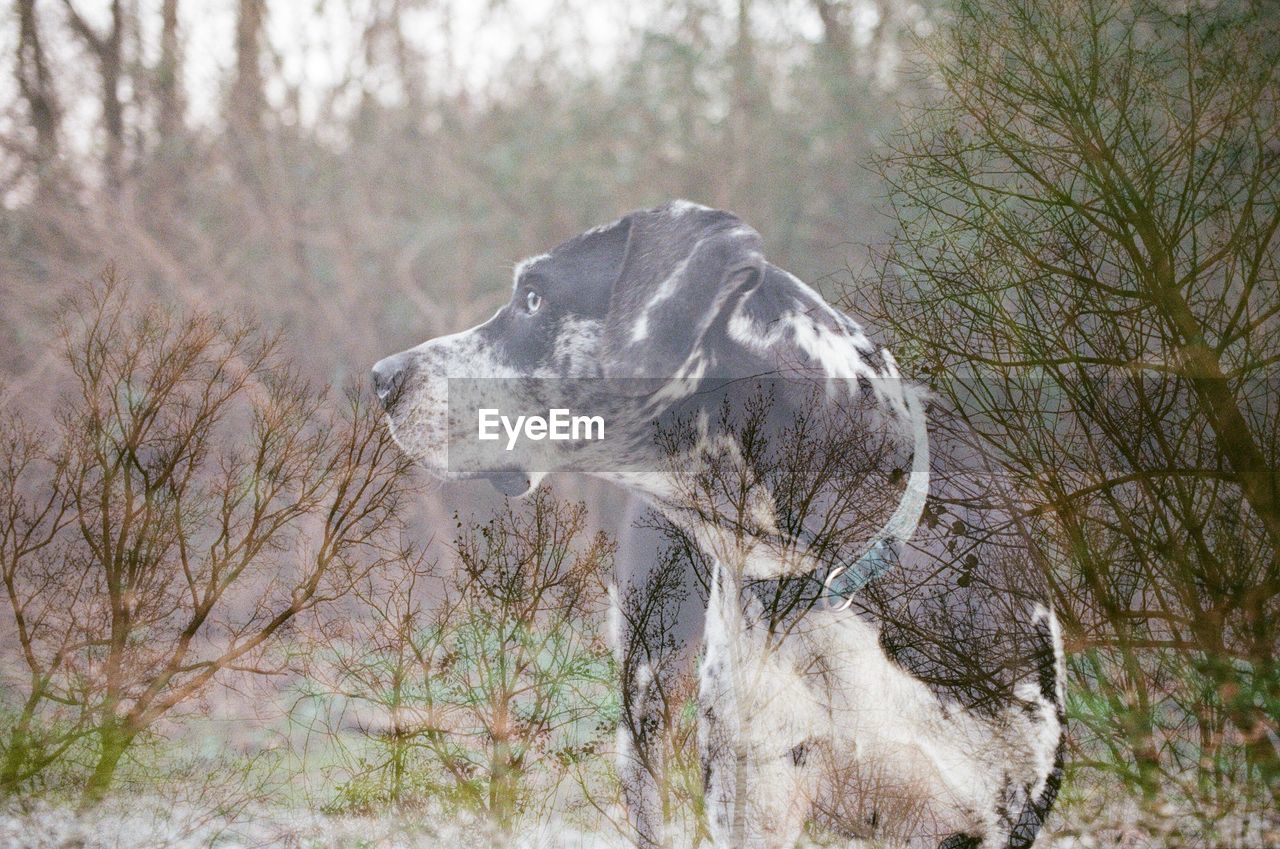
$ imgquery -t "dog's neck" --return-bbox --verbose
[596,380,930,585]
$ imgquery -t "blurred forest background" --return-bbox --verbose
[0,0,1277,846]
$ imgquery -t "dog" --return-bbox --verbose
[372,201,1065,849]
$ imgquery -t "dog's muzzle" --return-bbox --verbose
[371,353,414,410]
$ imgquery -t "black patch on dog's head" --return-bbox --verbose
[601,202,764,387]
[521,217,633,321]
[474,216,632,374]
[481,201,766,389]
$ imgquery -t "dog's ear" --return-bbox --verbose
[601,202,765,390]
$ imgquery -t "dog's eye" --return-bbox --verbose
[524,290,544,314]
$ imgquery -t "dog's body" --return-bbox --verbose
[373,201,1064,849]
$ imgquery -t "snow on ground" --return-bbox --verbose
[0,800,636,849]
[3,796,1278,849]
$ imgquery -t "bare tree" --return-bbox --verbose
[295,548,441,813]
[299,490,615,827]
[870,0,1280,822]
[444,491,615,829]
[0,271,416,804]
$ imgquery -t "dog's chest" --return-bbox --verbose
[698,559,1018,810]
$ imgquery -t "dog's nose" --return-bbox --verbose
[371,355,411,410]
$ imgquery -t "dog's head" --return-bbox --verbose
[372,200,771,494]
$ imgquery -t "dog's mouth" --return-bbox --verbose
[379,399,537,498]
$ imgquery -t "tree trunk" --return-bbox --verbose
[724,0,756,204]
[156,0,183,141]
[489,737,516,830]
[63,0,125,191]
[232,0,265,133]
[101,0,125,192]
[15,0,60,171]
[0,727,32,796]
[0,678,53,796]
[390,670,405,807]
[80,723,134,808]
